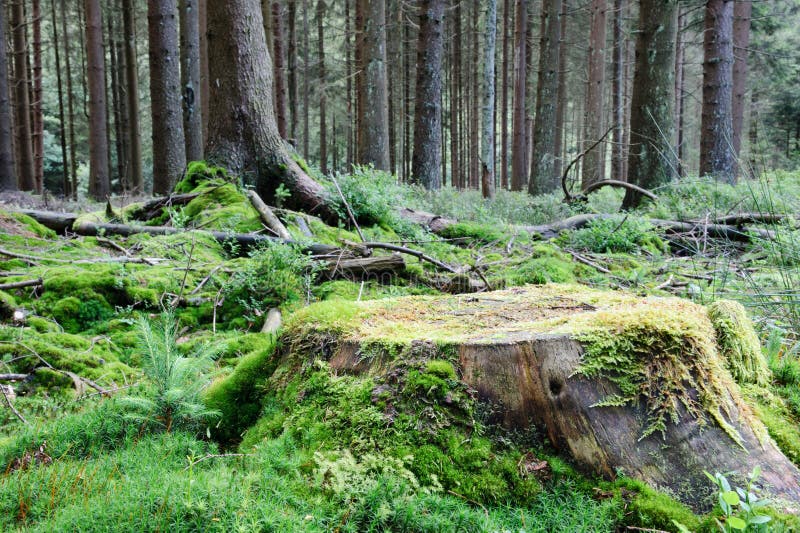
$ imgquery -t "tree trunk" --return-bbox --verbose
[528,0,561,194]
[0,0,16,191]
[199,0,209,144]
[11,0,35,191]
[675,8,686,177]
[122,0,142,193]
[700,0,735,184]
[114,0,130,191]
[302,0,309,158]
[32,0,44,192]
[731,0,750,175]
[287,0,298,146]
[411,0,446,189]
[205,0,336,221]
[271,1,288,139]
[180,0,203,162]
[469,0,479,190]
[61,0,78,198]
[316,0,327,174]
[449,0,461,188]
[50,0,70,198]
[553,0,567,180]
[108,8,124,190]
[481,0,497,198]
[84,0,110,199]
[500,0,511,190]
[611,0,625,181]
[510,0,527,191]
[621,0,677,209]
[580,0,607,189]
[356,0,390,170]
[148,0,187,194]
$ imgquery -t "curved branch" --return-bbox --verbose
[581,180,659,202]
[561,126,615,201]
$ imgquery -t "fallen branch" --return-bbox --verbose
[0,247,163,266]
[0,278,43,291]
[330,175,366,242]
[708,213,794,226]
[323,254,407,280]
[246,190,292,239]
[561,126,614,202]
[363,242,459,273]
[1,384,27,424]
[581,179,658,202]
[0,373,27,381]
[565,250,612,275]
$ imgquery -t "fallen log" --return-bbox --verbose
[398,208,773,243]
[0,278,43,291]
[283,285,800,510]
[135,192,201,221]
[246,190,292,239]
[0,374,27,381]
[323,253,406,280]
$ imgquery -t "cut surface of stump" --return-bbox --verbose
[283,284,800,509]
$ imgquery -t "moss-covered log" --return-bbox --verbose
[272,285,800,510]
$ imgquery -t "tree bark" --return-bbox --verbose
[731,0,750,175]
[11,0,35,191]
[61,0,78,198]
[271,1,288,139]
[85,0,110,199]
[122,0,142,193]
[675,8,686,177]
[621,0,677,209]
[500,0,511,189]
[199,0,209,144]
[205,0,336,222]
[180,0,203,162]
[316,0,327,174]
[510,0,527,191]
[481,0,497,198]
[611,0,626,181]
[32,0,43,192]
[0,0,16,191]
[580,0,607,189]
[287,0,298,145]
[553,0,567,179]
[700,0,735,184]
[148,0,187,194]
[528,0,561,194]
[411,0,446,189]
[50,0,67,195]
[356,0,390,170]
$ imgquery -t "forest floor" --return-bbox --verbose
[2,165,800,531]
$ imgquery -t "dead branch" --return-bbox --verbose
[1,383,27,424]
[581,179,659,202]
[0,373,27,381]
[363,242,459,273]
[246,190,292,239]
[0,278,43,291]
[562,127,615,202]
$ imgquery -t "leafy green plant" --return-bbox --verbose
[564,215,667,254]
[120,313,220,433]
[704,468,771,532]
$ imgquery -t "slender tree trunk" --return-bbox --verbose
[122,0,142,192]
[84,0,110,198]
[747,88,758,178]
[287,0,298,145]
[699,0,735,183]
[148,0,187,194]
[11,0,35,191]
[554,0,567,179]
[510,0,527,191]
[108,7,124,189]
[345,0,353,169]
[0,0,15,190]
[481,0,497,198]
[32,0,43,192]
[675,8,686,177]
[529,0,561,194]
[180,0,203,161]
[302,0,309,158]
[611,0,626,181]
[731,0,750,173]
[580,0,607,189]
[449,0,461,187]
[500,0,511,189]
[199,0,209,143]
[205,0,336,221]
[271,1,288,139]
[358,0,390,170]
[411,0,445,188]
[316,0,327,174]
[470,0,480,190]
[61,0,78,198]
[115,0,129,191]
[621,0,677,209]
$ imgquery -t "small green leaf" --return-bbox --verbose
[749,514,772,524]
[727,516,747,530]
[722,490,740,506]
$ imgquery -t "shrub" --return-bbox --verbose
[564,215,667,254]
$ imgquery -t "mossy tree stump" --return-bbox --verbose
[285,284,800,509]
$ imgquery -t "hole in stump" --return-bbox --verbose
[549,377,563,396]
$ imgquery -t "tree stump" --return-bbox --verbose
[287,284,800,509]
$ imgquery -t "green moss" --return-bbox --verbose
[425,359,457,380]
[173,160,231,193]
[8,211,57,238]
[745,386,800,464]
[51,290,112,333]
[613,478,704,532]
[438,221,508,244]
[0,290,15,319]
[26,315,60,333]
[708,300,770,386]
[30,367,75,393]
[204,334,281,443]
[180,183,261,232]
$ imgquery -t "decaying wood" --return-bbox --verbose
[0,373,27,381]
[16,209,78,233]
[135,192,201,220]
[1,383,26,424]
[323,253,406,280]
[0,278,43,291]
[246,190,292,239]
[363,241,459,273]
[261,308,282,333]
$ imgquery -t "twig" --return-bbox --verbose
[565,250,612,274]
[190,264,224,295]
[363,242,458,273]
[654,274,674,291]
[95,236,130,255]
[562,126,614,201]
[1,384,27,424]
[0,278,43,291]
[330,175,366,242]
[0,374,28,381]
[172,235,197,308]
